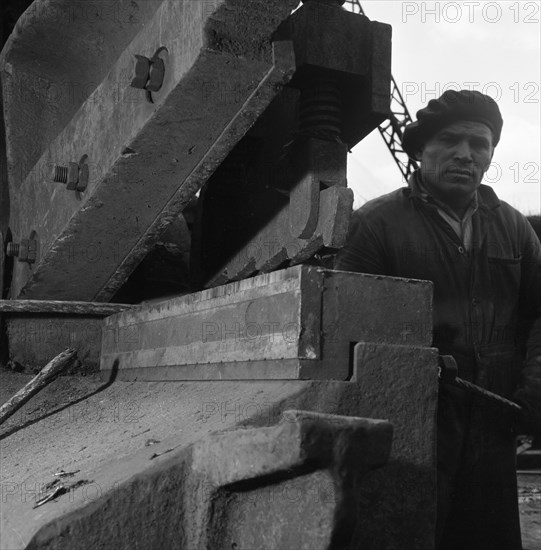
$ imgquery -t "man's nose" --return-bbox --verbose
[453,141,473,162]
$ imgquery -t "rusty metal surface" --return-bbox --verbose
[1,0,298,301]
[2,0,162,192]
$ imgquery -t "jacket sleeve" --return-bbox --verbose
[512,217,541,434]
[334,208,389,275]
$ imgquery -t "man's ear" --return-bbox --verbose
[483,147,495,173]
[413,141,425,162]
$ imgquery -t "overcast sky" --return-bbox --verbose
[346,0,541,215]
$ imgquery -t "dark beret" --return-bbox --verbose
[402,90,503,159]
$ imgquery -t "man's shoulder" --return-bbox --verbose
[352,187,411,220]
[479,184,527,222]
[479,185,539,244]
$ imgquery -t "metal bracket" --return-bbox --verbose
[288,138,348,240]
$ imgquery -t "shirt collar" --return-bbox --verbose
[408,170,484,221]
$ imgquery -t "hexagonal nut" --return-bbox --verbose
[130,55,151,89]
[76,163,89,192]
[17,239,29,262]
[147,58,165,92]
[66,162,80,191]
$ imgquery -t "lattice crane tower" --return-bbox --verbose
[345,0,419,181]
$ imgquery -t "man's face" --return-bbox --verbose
[419,120,494,202]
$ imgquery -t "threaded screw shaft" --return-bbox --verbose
[299,80,342,141]
[6,243,20,257]
[53,165,69,184]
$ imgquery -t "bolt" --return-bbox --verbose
[6,238,36,263]
[51,155,89,193]
[52,162,78,189]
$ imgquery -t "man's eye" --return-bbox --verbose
[471,140,490,150]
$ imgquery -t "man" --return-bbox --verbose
[336,90,541,550]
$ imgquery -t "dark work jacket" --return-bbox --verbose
[336,176,541,413]
[335,174,541,549]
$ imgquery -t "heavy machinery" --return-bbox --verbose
[0,1,439,548]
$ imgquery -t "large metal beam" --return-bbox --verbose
[1,0,298,301]
[101,265,433,380]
